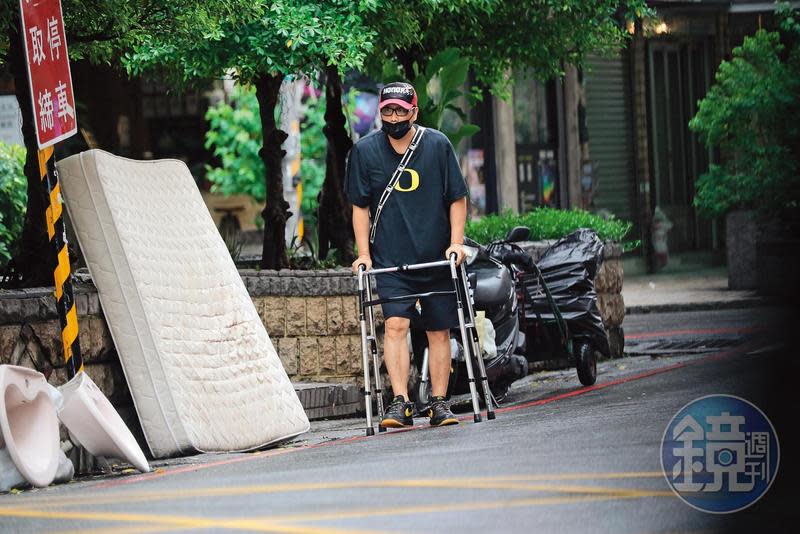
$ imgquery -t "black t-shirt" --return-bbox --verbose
[345,127,468,272]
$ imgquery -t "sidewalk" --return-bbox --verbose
[623,266,767,314]
[295,267,769,420]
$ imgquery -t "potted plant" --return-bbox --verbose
[689,11,800,292]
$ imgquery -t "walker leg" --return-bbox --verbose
[459,264,495,419]
[365,280,386,432]
[358,269,375,436]
[449,256,482,422]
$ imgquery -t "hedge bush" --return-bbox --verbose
[465,208,636,249]
[0,142,27,265]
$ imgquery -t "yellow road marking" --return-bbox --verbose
[264,492,664,524]
[0,474,674,531]
[0,491,667,532]
[53,524,190,534]
[1,472,665,509]
[0,507,388,534]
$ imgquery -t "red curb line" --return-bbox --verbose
[625,326,761,341]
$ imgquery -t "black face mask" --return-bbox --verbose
[382,120,412,140]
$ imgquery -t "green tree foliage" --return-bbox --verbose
[0,0,257,286]
[126,0,376,269]
[368,0,651,166]
[203,83,359,229]
[0,1,257,66]
[0,141,27,264]
[299,92,328,221]
[125,1,374,87]
[410,48,481,147]
[689,14,800,219]
[368,0,652,88]
[204,86,266,202]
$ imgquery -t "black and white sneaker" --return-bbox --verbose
[380,395,414,428]
[427,396,459,426]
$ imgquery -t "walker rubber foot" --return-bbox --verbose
[473,414,482,423]
[366,427,375,436]
[487,411,496,420]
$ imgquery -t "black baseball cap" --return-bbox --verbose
[379,82,417,110]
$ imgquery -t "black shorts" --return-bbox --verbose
[375,272,459,331]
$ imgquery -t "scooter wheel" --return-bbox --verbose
[574,341,597,386]
[414,361,459,413]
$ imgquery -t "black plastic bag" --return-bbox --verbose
[528,229,610,356]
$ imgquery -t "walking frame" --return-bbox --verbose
[356,254,495,436]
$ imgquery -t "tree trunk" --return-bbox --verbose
[4,13,51,288]
[396,48,416,82]
[317,66,355,264]
[254,73,290,270]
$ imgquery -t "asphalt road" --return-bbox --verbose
[1,307,797,533]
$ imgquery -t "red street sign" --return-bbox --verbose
[18,0,77,149]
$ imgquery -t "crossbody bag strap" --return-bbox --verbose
[369,126,426,244]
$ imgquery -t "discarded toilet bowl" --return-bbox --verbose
[0,365,60,487]
[58,372,150,473]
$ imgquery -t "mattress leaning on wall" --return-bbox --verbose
[57,149,309,458]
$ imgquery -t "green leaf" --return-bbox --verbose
[440,59,470,98]
[425,48,459,79]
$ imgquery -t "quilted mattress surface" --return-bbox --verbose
[57,150,309,458]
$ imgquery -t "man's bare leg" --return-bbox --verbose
[383,316,411,399]
[426,328,459,425]
[427,329,451,397]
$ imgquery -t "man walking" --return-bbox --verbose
[346,81,468,428]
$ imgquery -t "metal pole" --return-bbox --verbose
[365,278,386,431]
[38,147,82,378]
[459,263,495,420]
[449,255,482,423]
[357,267,374,436]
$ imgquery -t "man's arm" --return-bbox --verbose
[351,205,372,272]
[445,197,467,264]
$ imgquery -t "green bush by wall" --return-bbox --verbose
[466,208,636,250]
[0,141,27,265]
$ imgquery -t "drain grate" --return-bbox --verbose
[625,337,742,356]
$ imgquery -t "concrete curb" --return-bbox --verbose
[293,382,361,421]
[625,296,776,315]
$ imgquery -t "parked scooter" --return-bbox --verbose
[411,227,533,410]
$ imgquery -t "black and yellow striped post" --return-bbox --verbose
[38,147,83,379]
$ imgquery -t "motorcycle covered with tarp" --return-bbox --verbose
[516,228,610,385]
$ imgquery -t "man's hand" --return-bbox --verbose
[352,254,372,273]
[445,243,466,265]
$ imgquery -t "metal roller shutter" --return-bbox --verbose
[584,53,637,227]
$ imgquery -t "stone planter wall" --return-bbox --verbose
[240,269,371,383]
[0,288,133,415]
[0,240,625,412]
[0,270,371,406]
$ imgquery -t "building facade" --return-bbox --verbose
[479,1,783,270]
